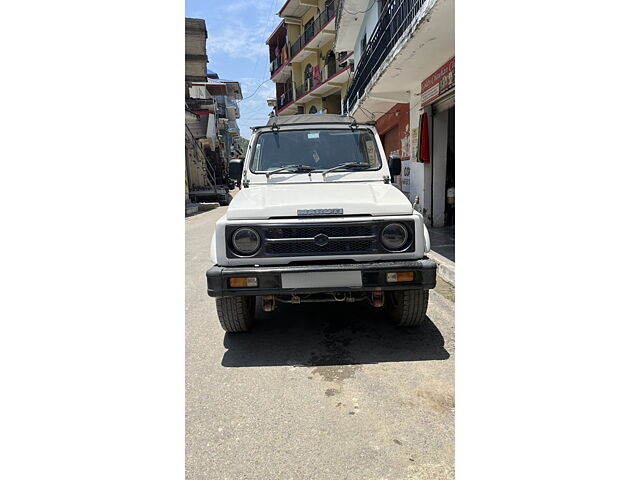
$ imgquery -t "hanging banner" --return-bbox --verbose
[421,57,455,107]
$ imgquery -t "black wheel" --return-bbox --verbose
[384,290,429,327]
[215,296,256,332]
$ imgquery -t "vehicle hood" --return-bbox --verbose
[226,182,412,220]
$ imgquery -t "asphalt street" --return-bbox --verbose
[186,205,455,480]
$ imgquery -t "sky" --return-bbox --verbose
[186,0,282,139]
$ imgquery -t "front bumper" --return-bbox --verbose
[206,259,437,297]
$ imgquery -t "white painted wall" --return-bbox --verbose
[353,1,381,68]
[188,85,209,99]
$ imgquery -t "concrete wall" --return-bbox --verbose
[287,23,301,42]
[186,60,207,83]
[185,33,206,56]
[376,103,410,159]
[323,93,342,113]
[185,18,207,82]
[303,98,322,113]
[185,19,206,55]
[301,5,319,25]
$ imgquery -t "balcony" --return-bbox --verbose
[269,0,336,83]
[267,19,291,82]
[269,49,292,83]
[186,97,214,113]
[343,0,430,114]
[289,0,336,64]
[277,55,352,115]
[217,117,228,131]
[276,85,294,111]
[226,104,240,120]
[279,0,321,17]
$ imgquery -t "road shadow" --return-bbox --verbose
[221,302,449,368]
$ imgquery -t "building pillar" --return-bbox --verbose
[407,87,424,215]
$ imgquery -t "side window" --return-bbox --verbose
[253,143,262,169]
[360,31,367,55]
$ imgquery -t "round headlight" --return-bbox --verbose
[380,223,409,250]
[231,227,261,255]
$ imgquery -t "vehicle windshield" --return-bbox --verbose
[250,128,381,173]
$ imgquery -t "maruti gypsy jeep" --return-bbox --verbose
[206,114,437,332]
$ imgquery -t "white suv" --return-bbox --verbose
[206,114,436,332]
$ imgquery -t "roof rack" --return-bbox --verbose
[253,114,358,130]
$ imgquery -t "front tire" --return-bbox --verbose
[215,296,256,332]
[385,289,429,327]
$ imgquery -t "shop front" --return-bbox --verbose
[418,57,455,228]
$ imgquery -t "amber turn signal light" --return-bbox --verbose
[386,272,415,283]
[229,277,258,288]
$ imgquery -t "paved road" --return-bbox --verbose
[186,206,455,480]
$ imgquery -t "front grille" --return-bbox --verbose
[265,224,373,239]
[265,239,375,255]
[225,221,415,258]
[264,224,376,255]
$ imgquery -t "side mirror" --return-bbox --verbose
[389,154,402,176]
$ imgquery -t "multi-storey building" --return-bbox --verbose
[186,18,208,83]
[185,18,243,205]
[266,0,353,116]
[186,73,242,191]
[334,0,454,228]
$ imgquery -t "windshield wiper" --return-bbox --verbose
[321,162,370,177]
[265,164,315,178]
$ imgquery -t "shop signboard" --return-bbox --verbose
[401,162,411,194]
[421,57,455,107]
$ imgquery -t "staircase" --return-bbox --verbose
[185,123,217,189]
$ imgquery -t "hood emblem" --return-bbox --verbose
[313,234,329,247]
[297,208,343,216]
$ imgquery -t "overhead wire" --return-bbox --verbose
[342,0,379,15]
[236,0,281,134]
[250,0,279,80]
[239,78,274,102]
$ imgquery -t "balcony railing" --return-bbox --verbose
[185,97,214,110]
[290,0,335,59]
[343,0,430,114]
[277,85,294,110]
[290,54,351,106]
[294,66,330,100]
[270,53,284,75]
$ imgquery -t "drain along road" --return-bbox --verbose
[186,205,455,480]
